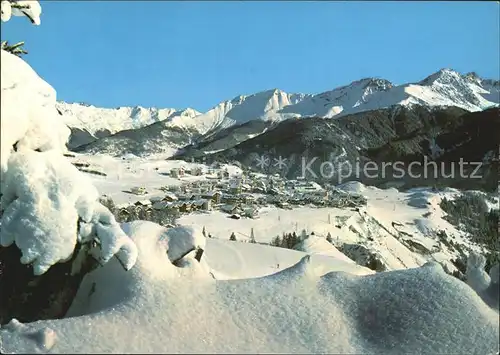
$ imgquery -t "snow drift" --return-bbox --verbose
[1,220,498,354]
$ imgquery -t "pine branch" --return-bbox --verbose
[1,40,28,57]
[10,3,30,10]
[8,41,25,50]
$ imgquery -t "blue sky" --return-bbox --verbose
[2,1,499,112]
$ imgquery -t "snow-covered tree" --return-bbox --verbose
[466,252,491,294]
[1,0,42,25]
[466,251,499,310]
[0,1,138,323]
[300,228,308,240]
[270,235,281,247]
[1,1,42,60]
[1,0,137,276]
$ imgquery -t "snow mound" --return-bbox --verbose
[1,319,56,352]
[294,235,355,264]
[204,237,374,280]
[1,234,498,353]
[120,221,206,269]
[336,181,366,195]
[66,221,211,318]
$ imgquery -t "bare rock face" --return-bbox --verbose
[0,242,99,325]
[339,243,388,272]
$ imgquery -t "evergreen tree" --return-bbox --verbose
[282,232,289,248]
[271,235,281,247]
[326,232,333,244]
[269,231,307,249]
[229,232,237,241]
[291,232,301,248]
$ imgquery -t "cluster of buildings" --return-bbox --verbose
[119,168,366,219]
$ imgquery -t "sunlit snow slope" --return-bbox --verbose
[57,102,201,136]
[1,221,498,354]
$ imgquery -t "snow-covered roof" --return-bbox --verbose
[152,201,173,210]
[135,199,151,206]
[163,192,178,200]
[193,199,208,207]
[202,190,222,197]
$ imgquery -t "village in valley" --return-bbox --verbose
[105,162,368,223]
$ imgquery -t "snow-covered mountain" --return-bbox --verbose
[58,89,309,145]
[56,102,202,142]
[59,68,499,149]
[280,69,498,118]
[190,89,311,135]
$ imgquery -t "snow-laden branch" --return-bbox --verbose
[1,1,41,25]
[0,49,138,275]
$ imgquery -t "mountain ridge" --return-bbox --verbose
[60,68,499,152]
